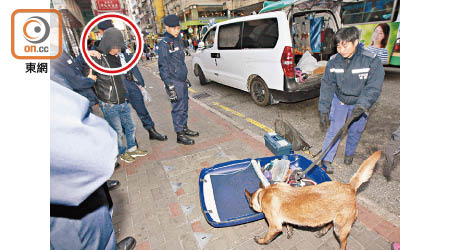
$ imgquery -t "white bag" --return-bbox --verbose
[297,51,318,74]
[140,87,151,102]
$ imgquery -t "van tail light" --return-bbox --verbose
[281,46,294,78]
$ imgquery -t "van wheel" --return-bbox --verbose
[198,67,208,85]
[250,77,271,106]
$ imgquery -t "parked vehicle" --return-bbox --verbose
[193,0,399,106]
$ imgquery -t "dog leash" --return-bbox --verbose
[300,111,367,179]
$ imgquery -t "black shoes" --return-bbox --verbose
[148,127,168,141]
[183,126,199,137]
[322,161,334,174]
[177,132,195,145]
[344,155,353,165]
[107,180,120,191]
[117,236,136,250]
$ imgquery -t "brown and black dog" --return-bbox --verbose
[245,151,381,250]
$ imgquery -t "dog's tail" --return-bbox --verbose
[349,151,382,191]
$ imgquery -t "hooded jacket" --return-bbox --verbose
[318,45,385,114]
[92,28,127,104]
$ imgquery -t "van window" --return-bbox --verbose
[242,18,279,49]
[342,0,396,24]
[203,27,216,49]
[218,22,242,50]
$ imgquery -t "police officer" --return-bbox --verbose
[119,48,168,141]
[158,14,199,145]
[319,26,385,173]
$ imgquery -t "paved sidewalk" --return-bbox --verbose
[108,63,399,250]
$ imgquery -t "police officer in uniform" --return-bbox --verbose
[119,48,168,141]
[319,26,385,173]
[158,14,199,145]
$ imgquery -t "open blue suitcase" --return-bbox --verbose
[198,154,332,227]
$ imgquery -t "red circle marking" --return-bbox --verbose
[80,13,143,75]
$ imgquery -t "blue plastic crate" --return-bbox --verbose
[264,132,292,155]
[198,154,332,227]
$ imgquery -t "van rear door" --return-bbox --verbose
[287,2,342,90]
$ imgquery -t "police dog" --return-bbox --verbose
[244,151,381,250]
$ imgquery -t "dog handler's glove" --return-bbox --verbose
[351,104,368,119]
[319,113,330,132]
[166,83,178,103]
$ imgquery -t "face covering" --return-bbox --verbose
[97,28,124,54]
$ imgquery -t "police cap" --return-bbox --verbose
[164,14,180,27]
[98,20,114,31]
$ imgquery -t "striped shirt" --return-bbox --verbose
[365,46,389,64]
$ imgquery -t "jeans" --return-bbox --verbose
[99,101,136,155]
[321,94,368,162]
[123,80,155,130]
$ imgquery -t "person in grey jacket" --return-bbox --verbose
[319,26,385,173]
[50,81,136,250]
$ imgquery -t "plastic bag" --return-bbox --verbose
[297,50,318,74]
[140,87,151,102]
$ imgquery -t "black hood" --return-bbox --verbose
[98,28,124,54]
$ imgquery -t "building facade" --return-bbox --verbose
[160,0,266,39]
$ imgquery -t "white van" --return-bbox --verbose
[192,8,341,106]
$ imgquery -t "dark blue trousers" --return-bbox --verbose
[123,80,155,130]
[322,94,367,162]
[169,81,189,133]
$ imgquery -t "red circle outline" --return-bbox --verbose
[80,13,143,75]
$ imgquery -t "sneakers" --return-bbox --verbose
[119,149,148,163]
[120,152,135,163]
[128,149,148,158]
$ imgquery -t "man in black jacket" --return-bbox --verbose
[319,26,385,173]
[92,28,148,163]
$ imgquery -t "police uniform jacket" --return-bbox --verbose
[120,51,145,87]
[50,51,98,107]
[318,45,385,114]
[158,32,188,87]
